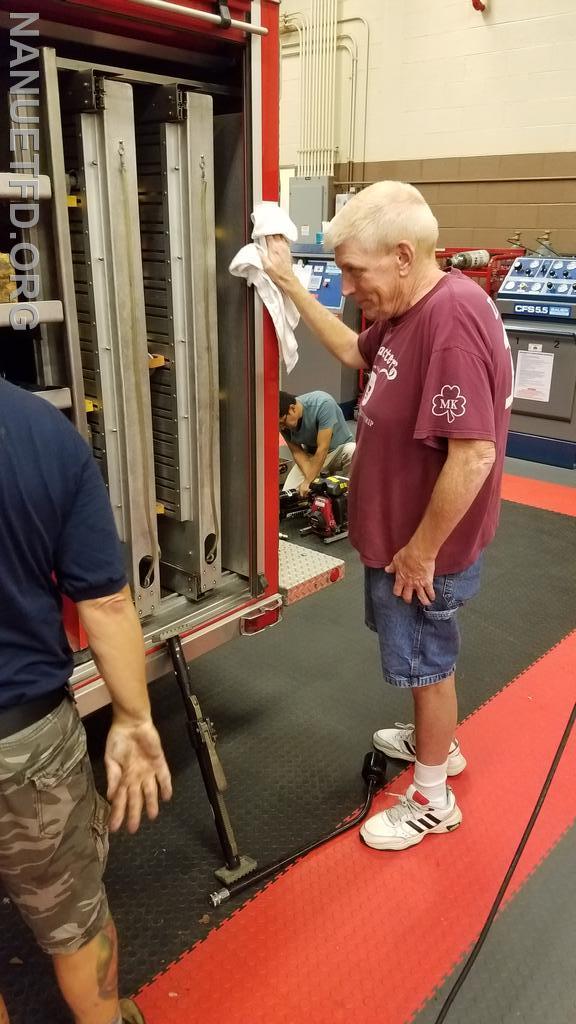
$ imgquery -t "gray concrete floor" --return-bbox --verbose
[505,455,576,486]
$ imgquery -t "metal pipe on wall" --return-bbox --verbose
[326,0,332,176]
[283,2,341,178]
[337,16,370,175]
[328,0,337,175]
[326,0,330,175]
[305,10,313,176]
[295,18,305,175]
[319,0,327,176]
[312,0,321,177]
[301,4,309,175]
[281,34,358,176]
[296,11,308,176]
[323,0,330,176]
[282,11,311,175]
[338,36,358,183]
[294,14,303,175]
[313,0,319,177]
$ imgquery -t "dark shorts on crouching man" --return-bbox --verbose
[365,557,483,687]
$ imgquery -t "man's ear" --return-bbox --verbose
[396,241,416,276]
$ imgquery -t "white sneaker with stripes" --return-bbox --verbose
[372,722,467,777]
[360,785,462,851]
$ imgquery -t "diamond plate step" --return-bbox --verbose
[278,540,345,605]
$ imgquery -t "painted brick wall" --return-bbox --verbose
[280,0,576,167]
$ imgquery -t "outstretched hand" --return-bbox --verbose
[105,718,173,833]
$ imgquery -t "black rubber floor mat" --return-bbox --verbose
[414,821,576,1024]
[1,502,575,1023]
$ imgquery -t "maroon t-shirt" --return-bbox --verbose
[349,269,513,574]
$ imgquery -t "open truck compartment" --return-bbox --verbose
[1,2,281,714]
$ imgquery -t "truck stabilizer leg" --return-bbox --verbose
[167,636,257,884]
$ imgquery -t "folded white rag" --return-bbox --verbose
[229,202,300,373]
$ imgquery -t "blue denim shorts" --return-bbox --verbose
[365,557,483,688]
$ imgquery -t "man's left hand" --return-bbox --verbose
[385,546,436,606]
[298,481,310,497]
[105,718,173,834]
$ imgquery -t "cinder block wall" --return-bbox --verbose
[334,154,576,253]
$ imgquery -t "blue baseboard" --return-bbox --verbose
[506,431,576,470]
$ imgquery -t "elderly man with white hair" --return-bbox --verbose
[264,181,513,851]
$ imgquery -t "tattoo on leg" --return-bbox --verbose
[96,916,119,1002]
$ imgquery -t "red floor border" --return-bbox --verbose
[137,631,576,1024]
[502,473,576,516]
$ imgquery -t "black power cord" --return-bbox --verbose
[210,750,387,906]
[433,700,576,1024]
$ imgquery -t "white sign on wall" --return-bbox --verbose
[513,350,554,403]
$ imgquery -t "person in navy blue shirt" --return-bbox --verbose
[0,378,171,1024]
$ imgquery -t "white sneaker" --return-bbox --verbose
[360,785,462,851]
[372,722,467,776]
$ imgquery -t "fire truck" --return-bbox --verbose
[1,0,283,715]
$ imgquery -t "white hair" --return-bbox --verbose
[325,181,439,257]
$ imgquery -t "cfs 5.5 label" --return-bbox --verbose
[514,303,570,317]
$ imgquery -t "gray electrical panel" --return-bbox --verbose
[289,176,334,244]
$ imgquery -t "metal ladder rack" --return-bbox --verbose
[61,69,162,620]
[3,48,87,436]
[134,86,222,601]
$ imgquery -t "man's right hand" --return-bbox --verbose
[262,235,295,290]
[105,718,173,834]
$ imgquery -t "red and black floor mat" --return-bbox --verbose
[138,631,576,1024]
[1,477,575,1023]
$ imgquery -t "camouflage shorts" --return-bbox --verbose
[0,696,110,956]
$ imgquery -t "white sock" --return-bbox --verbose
[413,759,448,807]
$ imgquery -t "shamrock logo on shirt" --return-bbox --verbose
[432,385,467,424]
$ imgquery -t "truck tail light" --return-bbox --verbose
[240,597,283,636]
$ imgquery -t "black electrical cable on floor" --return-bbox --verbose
[210,751,387,906]
[433,700,576,1024]
[228,783,374,899]
[211,782,377,905]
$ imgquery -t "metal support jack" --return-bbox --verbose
[166,636,257,885]
[210,750,388,907]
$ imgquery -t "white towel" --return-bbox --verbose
[229,203,300,373]
[250,201,298,243]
